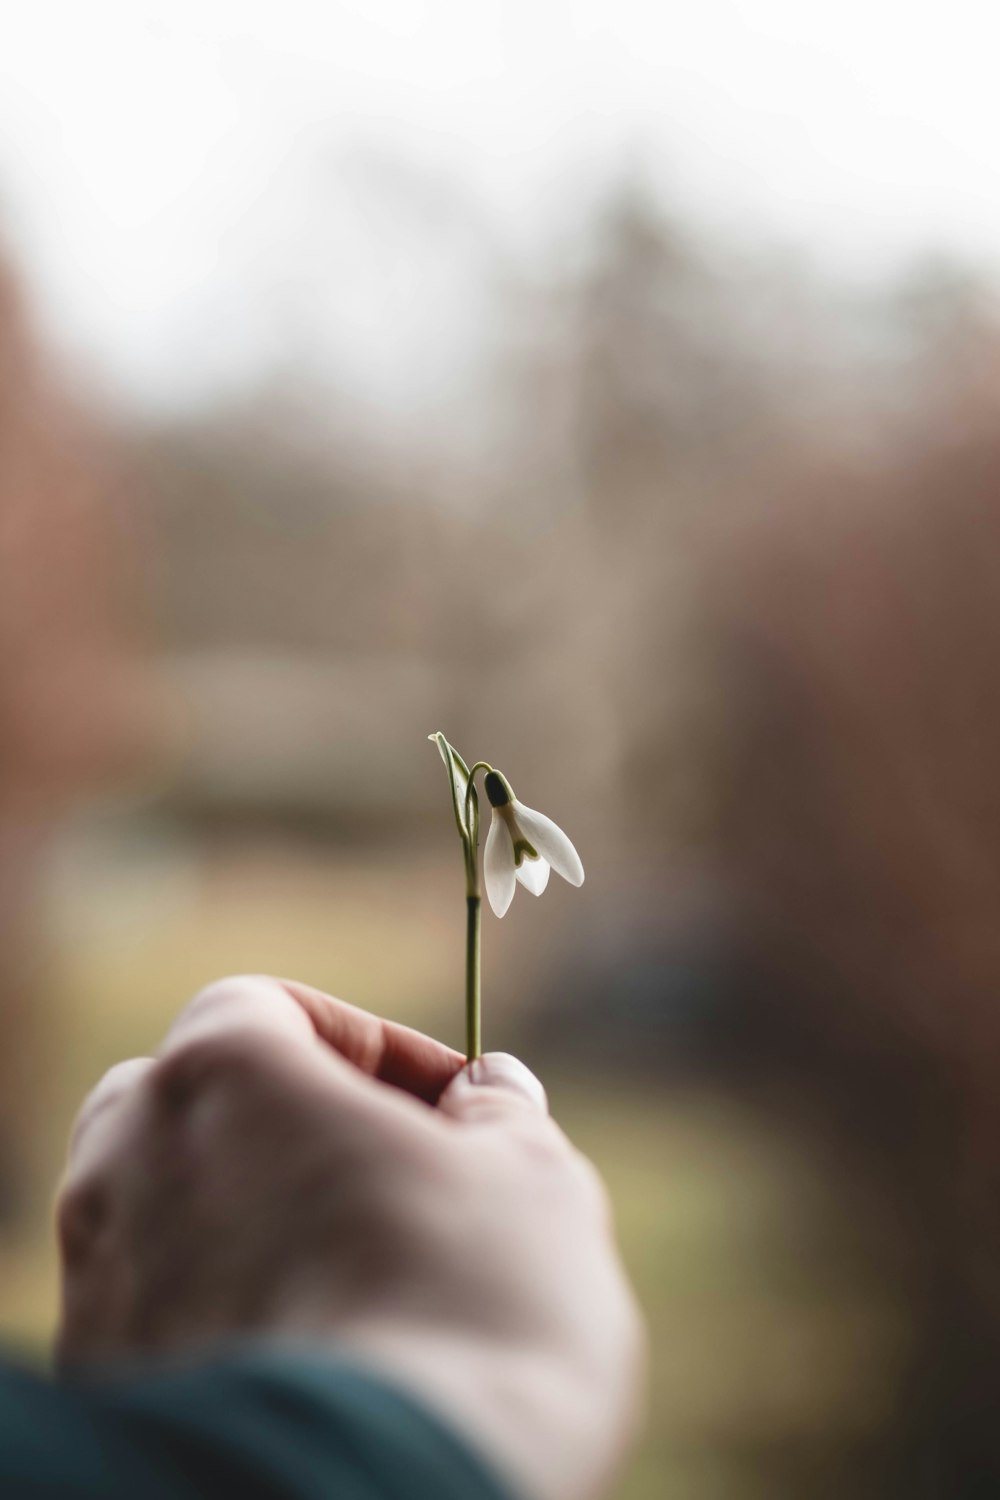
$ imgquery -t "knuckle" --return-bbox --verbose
[71,1059,153,1150]
[180,975,268,1028]
[56,1176,110,1265]
[503,1117,580,1184]
[514,1126,615,1223]
[525,1115,576,1161]
[570,1149,614,1221]
[151,1029,269,1112]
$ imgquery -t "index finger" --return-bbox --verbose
[162,975,464,1104]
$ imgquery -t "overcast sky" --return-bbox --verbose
[1,0,998,416]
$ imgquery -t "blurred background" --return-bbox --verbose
[2,2,1000,1495]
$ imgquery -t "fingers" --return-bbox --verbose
[163,975,465,1104]
[65,975,463,1175]
[279,979,465,1103]
[437,1052,549,1126]
[160,975,319,1054]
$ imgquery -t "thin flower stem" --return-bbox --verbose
[465,894,482,1061]
[461,762,489,1060]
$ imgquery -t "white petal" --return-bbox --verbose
[511,803,584,887]
[515,855,550,896]
[484,809,517,917]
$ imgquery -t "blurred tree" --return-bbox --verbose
[0,248,161,1220]
[707,372,1000,1491]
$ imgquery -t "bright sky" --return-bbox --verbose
[1,0,998,416]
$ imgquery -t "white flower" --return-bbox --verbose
[483,771,584,918]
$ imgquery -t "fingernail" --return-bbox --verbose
[459,1052,548,1112]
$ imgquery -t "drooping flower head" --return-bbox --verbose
[429,731,585,1058]
[483,769,584,918]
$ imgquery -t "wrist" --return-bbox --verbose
[331,1315,638,1500]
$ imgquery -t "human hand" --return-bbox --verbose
[56,976,644,1500]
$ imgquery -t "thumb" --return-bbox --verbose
[437,1052,549,1126]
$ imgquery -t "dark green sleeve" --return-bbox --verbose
[0,1347,516,1500]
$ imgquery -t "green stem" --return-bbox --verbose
[465,894,482,1062]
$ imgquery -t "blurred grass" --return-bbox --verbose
[1,831,910,1497]
[557,1087,911,1498]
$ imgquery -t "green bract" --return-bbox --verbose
[428,732,474,842]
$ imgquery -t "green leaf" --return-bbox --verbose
[428,731,474,847]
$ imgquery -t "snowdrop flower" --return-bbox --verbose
[483,770,584,918]
[429,731,586,1060]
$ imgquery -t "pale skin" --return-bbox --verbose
[56,975,645,1500]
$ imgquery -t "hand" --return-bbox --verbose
[56,976,645,1500]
